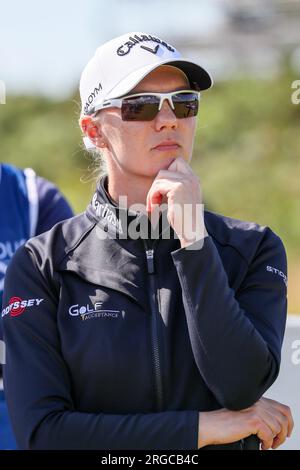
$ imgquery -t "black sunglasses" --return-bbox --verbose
[88,90,200,121]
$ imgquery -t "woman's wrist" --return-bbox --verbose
[198,411,211,449]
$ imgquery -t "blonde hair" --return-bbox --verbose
[79,113,108,184]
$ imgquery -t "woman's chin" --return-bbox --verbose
[156,155,178,170]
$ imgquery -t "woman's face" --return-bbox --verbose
[94,65,198,178]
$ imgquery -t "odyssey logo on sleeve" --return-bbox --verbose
[1,297,44,318]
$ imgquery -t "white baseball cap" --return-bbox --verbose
[79,31,213,149]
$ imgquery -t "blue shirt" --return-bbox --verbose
[0,163,73,315]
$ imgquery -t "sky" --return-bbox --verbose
[0,0,223,99]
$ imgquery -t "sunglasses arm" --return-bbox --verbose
[88,98,123,116]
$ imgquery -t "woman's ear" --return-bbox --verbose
[79,116,104,146]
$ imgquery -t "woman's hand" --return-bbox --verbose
[146,157,208,247]
[198,397,294,450]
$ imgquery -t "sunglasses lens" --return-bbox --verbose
[172,93,199,118]
[121,96,159,121]
[120,92,199,121]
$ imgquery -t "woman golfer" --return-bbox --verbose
[2,32,293,450]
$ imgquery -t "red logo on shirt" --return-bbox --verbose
[9,297,26,316]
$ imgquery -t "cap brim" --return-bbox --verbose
[104,58,213,101]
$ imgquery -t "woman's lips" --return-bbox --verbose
[153,143,180,151]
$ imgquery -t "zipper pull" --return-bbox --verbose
[145,248,155,274]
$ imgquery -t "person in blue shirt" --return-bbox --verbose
[0,162,73,449]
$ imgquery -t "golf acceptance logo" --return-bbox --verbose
[68,301,125,321]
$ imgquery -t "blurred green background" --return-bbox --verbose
[1,67,299,312]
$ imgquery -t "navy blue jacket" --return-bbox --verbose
[1,175,288,450]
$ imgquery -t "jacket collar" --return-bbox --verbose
[85,174,174,241]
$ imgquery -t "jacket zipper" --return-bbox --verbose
[143,238,164,411]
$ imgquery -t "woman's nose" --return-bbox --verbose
[154,99,178,129]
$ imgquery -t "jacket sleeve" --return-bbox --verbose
[2,245,198,450]
[171,229,288,411]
